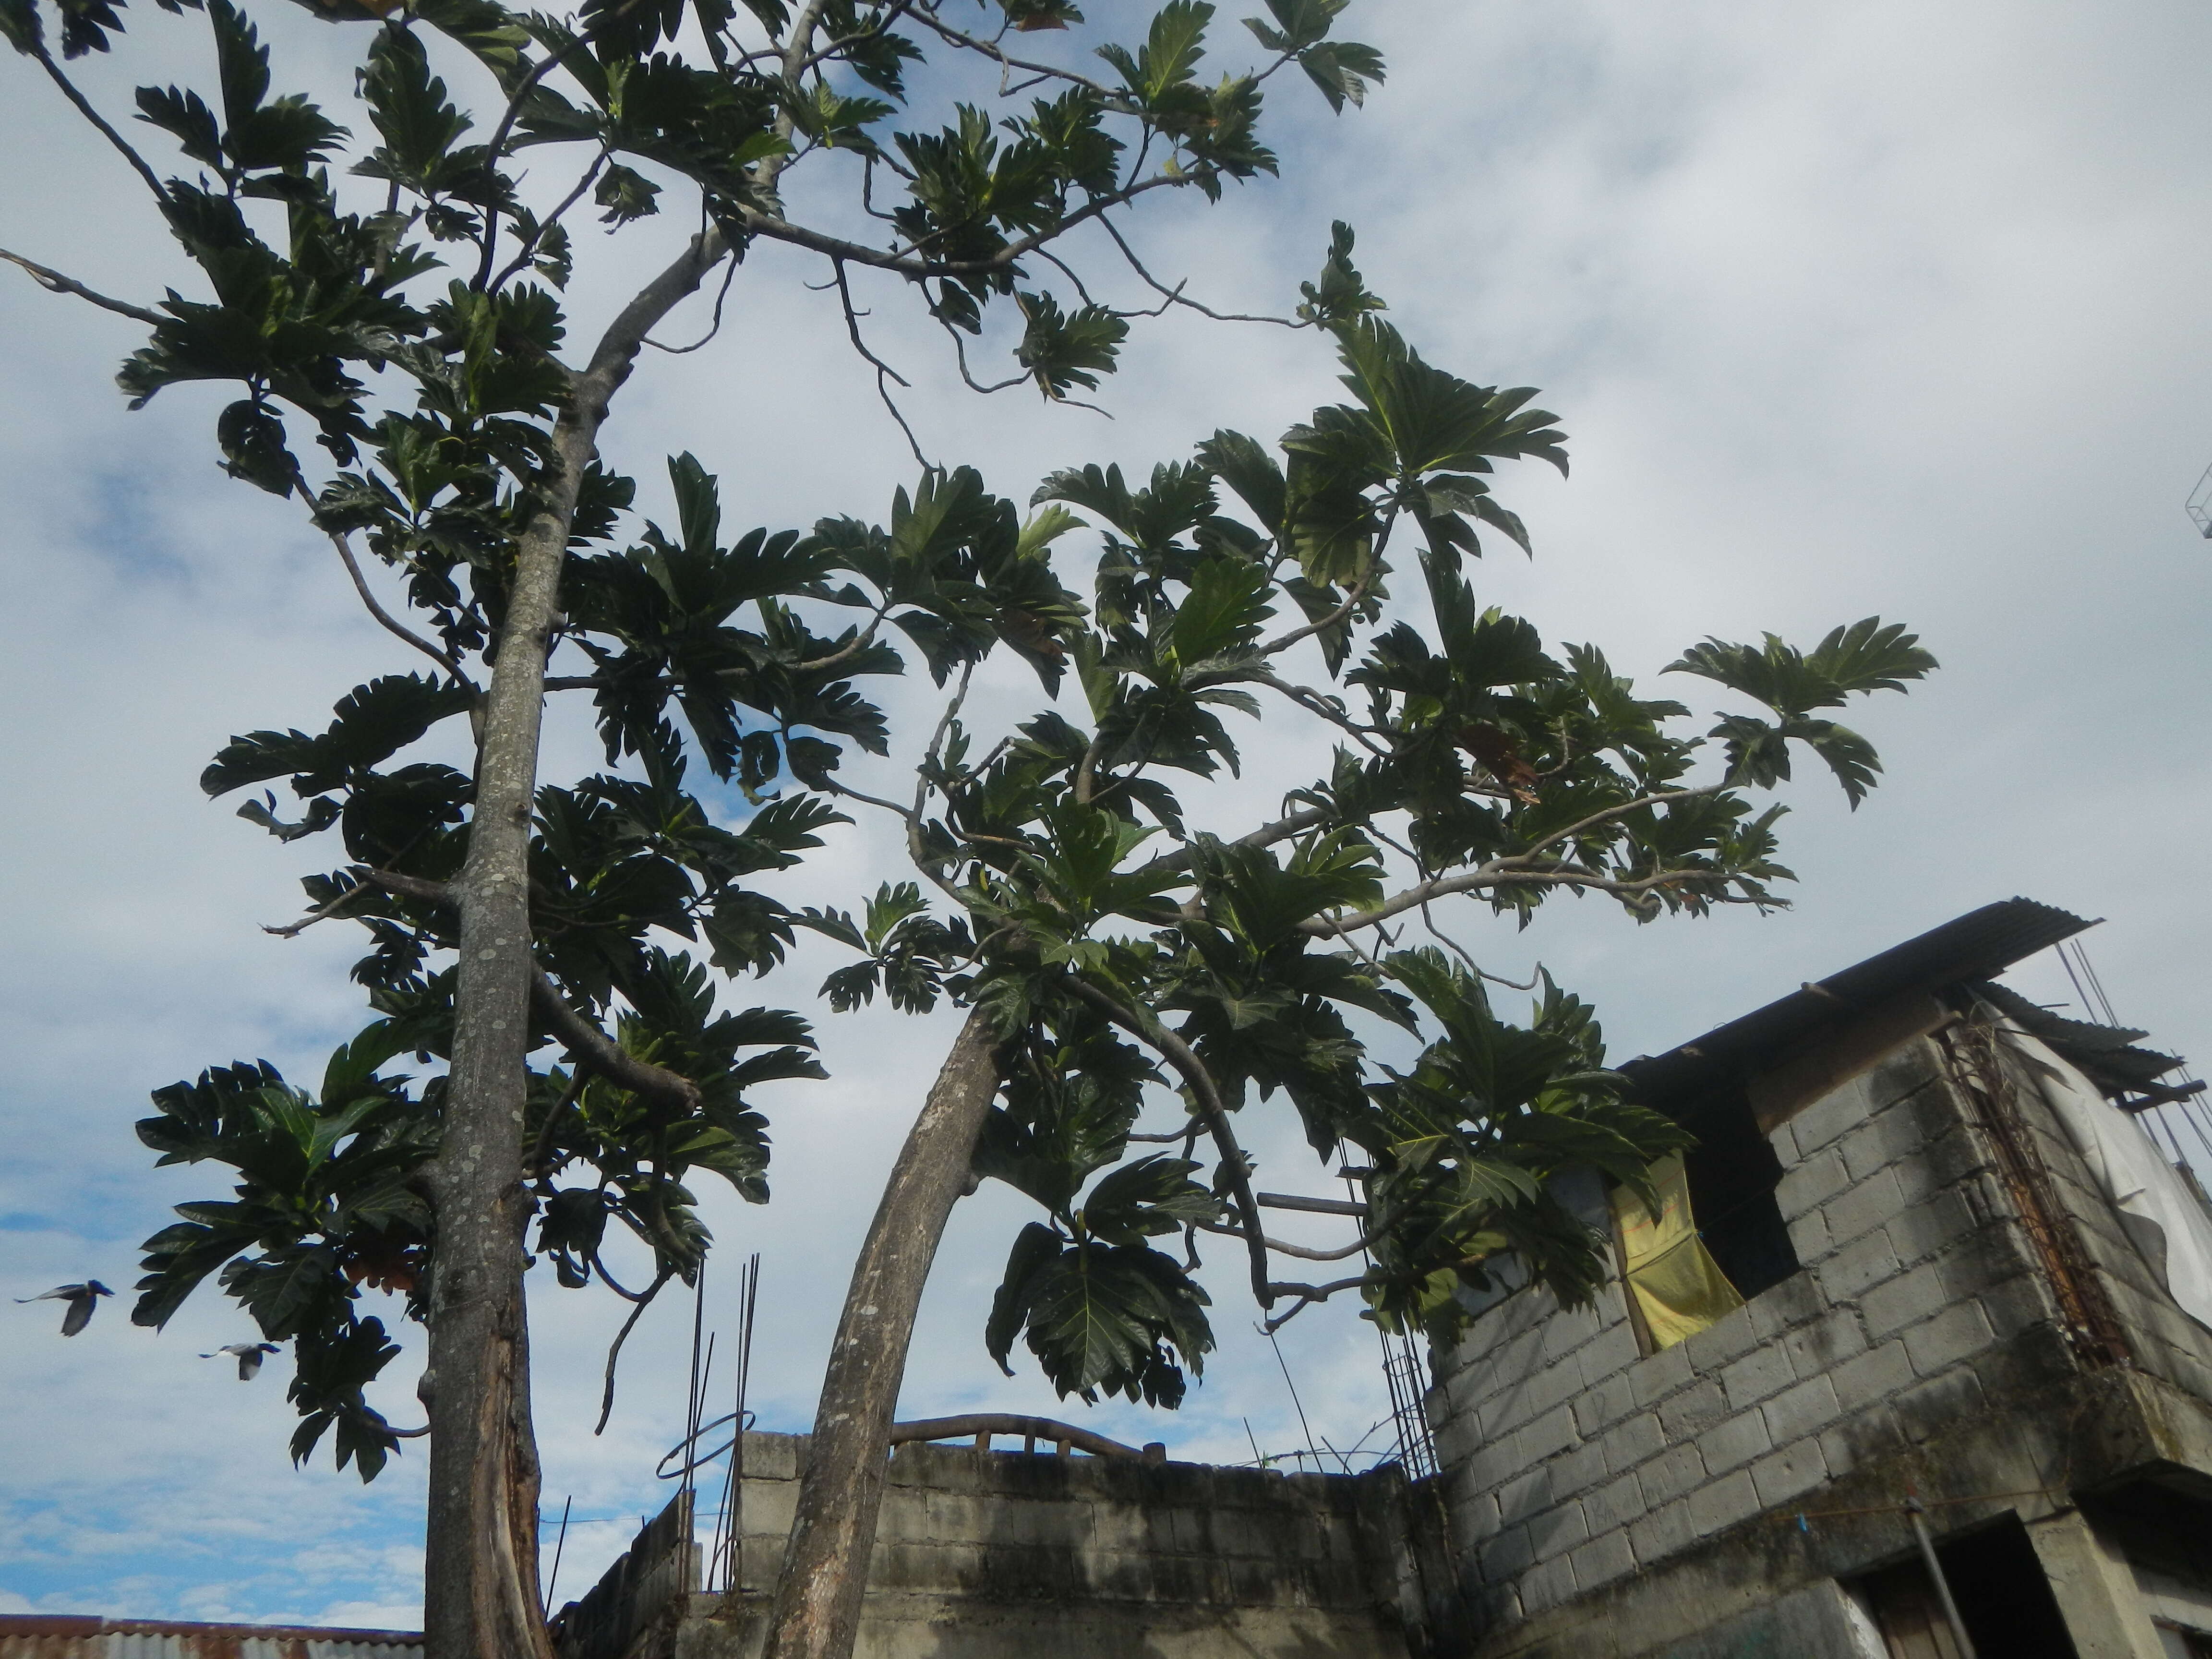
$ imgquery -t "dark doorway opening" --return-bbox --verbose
[1857,1515,2078,1659]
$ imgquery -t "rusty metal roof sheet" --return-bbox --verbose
[1620,898,2096,1111]
[0,1617,420,1659]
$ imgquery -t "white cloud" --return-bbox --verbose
[5,0,2211,1626]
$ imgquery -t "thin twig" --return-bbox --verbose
[594,1264,675,1433]
[830,258,931,467]
[34,46,168,202]
[1096,215,1301,328]
[0,245,164,325]
[644,252,740,354]
[307,489,473,683]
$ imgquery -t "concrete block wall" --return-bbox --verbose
[1989,1039,2212,1407]
[681,1431,1424,1659]
[1429,1034,2080,1626]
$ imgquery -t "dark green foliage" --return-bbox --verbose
[12,0,1925,1470]
[790,256,1931,1391]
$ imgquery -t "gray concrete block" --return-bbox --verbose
[1776,1143,1851,1224]
[1785,1204,1833,1263]
[1766,1119,1800,1165]
[1818,1404,1904,1481]
[1576,1320,1644,1389]
[1525,1499,1589,1564]
[1630,1342,1696,1409]
[1829,1337,1914,1413]
[1488,1355,1585,1437]
[1574,1368,1639,1439]
[1749,1438,1828,1508]
[1687,1469,1762,1538]
[1815,1227,1904,1304]
[1518,1553,1578,1617]
[1894,1367,1984,1443]
[1682,1304,1761,1373]
[743,1432,803,1482]
[1821,1166,1906,1249]
[1584,1468,1644,1536]
[1886,1190,1978,1267]
[1979,1273,2059,1343]
[1518,1401,1580,1464]
[1452,1486,1504,1545]
[1901,1298,1996,1375]
[1476,1522,1534,1584]
[1628,1496,1695,1569]
[1780,1307,1868,1378]
[1494,1463,1553,1527]
[1719,1342,1797,1413]
[1747,1271,1826,1341]
[1840,1102,1928,1184]
[1658,1376,1728,1442]
[1698,1408,1773,1476]
[1597,1410,1664,1476]
[1762,1373,1842,1445]
[1540,1302,1608,1367]
[1452,1429,1526,1498]
[1791,1072,1877,1155]
[1861,1258,1950,1339]
[1549,1436,1607,1500]
[1568,1527,1636,1595]
[1638,1441,1707,1508]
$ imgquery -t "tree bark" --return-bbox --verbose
[762,1008,1004,1659]
[420,227,728,1659]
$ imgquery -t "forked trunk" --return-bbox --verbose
[761,1009,1004,1659]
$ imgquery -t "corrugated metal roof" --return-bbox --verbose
[1619,898,2096,1111]
[0,1618,420,1659]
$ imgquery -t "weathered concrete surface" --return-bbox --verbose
[670,1434,1419,1659]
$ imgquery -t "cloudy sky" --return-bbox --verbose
[4,0,2211,1629]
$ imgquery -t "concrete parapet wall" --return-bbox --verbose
[679,1432,1420,1659]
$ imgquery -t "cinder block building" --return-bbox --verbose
[1424,899,2212,1658]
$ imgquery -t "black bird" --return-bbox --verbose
[16,1281,113,1336]
[202,1341,281,1381]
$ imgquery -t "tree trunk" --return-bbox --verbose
[421,402,584,1659]
[420,226,729,1659]
[761,1008,1004,1659]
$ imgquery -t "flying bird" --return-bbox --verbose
[202,1341,281,1381]
[15,1281,113,1336]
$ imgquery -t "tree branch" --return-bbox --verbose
[1195,1217,1376,1262]
[306,489,473,684]
[33,46,168,203]
[530,966,702,1113]
[0,245,164,325]
[1056,976,1274,1309]
[593,1263,674,1434]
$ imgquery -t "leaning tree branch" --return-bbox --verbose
[0,245,164,325]
[1056,976,1274,1309]
[529,966,702,1113]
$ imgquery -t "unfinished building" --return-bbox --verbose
[1424,898,2212,1657]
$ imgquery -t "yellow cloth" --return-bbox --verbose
[1611,1154,1744,1350]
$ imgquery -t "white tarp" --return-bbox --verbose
[2000,1026,2212,1334]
